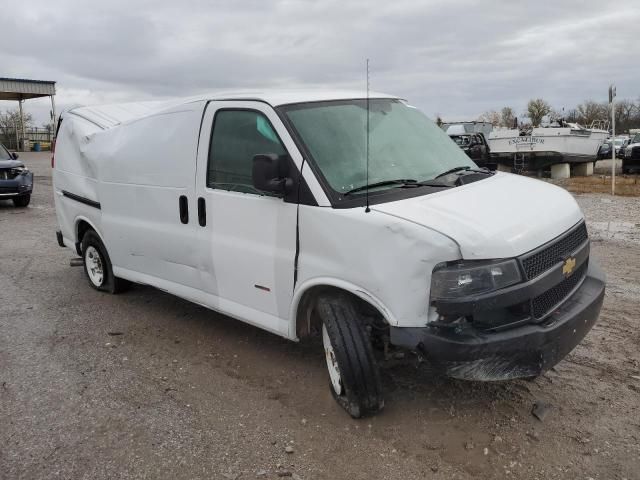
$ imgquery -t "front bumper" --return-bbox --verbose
[390,261,605,380]
[623,157,640,170]
[0,172,34,198]
[624,146,640,164]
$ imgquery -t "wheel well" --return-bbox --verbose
[75,220,94,255]
[295,286,386,339]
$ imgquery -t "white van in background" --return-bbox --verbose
[53,91,605,417]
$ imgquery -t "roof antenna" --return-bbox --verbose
[365,58,371,213]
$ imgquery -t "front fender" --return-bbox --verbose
[289,277,397,339]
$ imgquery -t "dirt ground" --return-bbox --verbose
[1,153,639,480]
[549,174,640,197]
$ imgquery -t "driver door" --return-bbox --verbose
[194,101,298,336]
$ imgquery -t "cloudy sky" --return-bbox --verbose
[2,0,639,125]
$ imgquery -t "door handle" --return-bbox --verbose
[179,195,189,224]
[197,197,206,227]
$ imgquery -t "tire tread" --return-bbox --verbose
[317,293,383,418]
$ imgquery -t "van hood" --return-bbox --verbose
[372,172,583,259]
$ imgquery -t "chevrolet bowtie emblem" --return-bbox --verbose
[562,257,577,277]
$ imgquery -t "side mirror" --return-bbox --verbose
[12,152,19,159]
[252,153,293,196]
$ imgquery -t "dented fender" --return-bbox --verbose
[290,276,397,338]
[293,205,462,331]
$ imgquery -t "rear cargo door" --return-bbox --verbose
[194,101,298,334]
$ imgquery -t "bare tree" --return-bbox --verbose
[549,108,564,122]
[478,110,501,126]
[615,99,637,132]
[500,107,515,128]
[0,108,34,136]
[617,99,636,119]
[633,97,640,127]
[576,100,608,126]
[565,109,579,123]
[526,99,551,127]
[472,97,640,133]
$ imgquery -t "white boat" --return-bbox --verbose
[488,122,609,171]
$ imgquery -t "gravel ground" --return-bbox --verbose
[1,153,639,479]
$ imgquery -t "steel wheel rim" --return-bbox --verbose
[322,324,343,395]
[85,246,104,286]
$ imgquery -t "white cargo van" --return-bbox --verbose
[53,91,605,417]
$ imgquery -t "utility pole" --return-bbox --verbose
[13,118,19,150]
[609,84,616,195]
[50,94,56,143]
[18,98,26,152]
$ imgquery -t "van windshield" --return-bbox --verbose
[282,99,475,195]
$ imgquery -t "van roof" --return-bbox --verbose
[66,89,398,130]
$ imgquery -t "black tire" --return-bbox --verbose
[12,195,30,207]
[316,292,384,418]
[81,230,131,294]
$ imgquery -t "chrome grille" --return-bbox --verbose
[522,223,588,279]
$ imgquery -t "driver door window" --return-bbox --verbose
[207,110,287,194]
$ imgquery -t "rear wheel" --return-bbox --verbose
[316,292,384,418]
[12,195,30,207]
[81,230,131,294]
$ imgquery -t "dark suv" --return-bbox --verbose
[0,142,33,207]
[623,134,640,174]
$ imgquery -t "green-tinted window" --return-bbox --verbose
[207,110,287,193]
[283,99,475,194]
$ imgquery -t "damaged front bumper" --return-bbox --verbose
[390,261,605,381]
[0,171,34,198]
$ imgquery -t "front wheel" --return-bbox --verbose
[316,293,384,418]
[12,195,30,207]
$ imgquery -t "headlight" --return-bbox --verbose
[10,167,27,175]
[430,259,522,300]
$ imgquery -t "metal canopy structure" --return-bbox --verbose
[0,77,57,151]
[0,77,56,100]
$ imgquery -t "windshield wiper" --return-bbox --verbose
[343,178,450,196]
[433,166,471,179]
[343,179,417,196]
[414,179,450,187]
